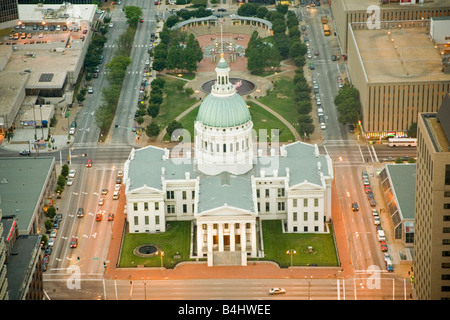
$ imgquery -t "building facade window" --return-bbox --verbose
[166,190,174,199]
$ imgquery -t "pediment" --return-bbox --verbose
[289,181,324,191]
[197,205,256,218]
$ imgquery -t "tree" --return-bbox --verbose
[146,122,160,137]
[237,3,258,17]
[276,4,289,15]
[334,83,361,125]
[166,15,180,29]
[46,206,57,220]
[147,104,160,118]
[167,120,184,138]
[61,164,69,177]
[256,6,268,19]
[407,122,417,138]
[57,175,66,189]
[123,6,143,28]
[289,41,307,59]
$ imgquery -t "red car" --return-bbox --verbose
[70,237,78,248]
[86,159,92,167]
[381,241,388,252]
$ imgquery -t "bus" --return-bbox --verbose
[388,138,417,147]
[323,24,330,36]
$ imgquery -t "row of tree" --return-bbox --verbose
[333,83,361,126]
[94,6,141,137]
[152,31,203,74]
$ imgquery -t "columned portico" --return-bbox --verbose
[196,213,258,266]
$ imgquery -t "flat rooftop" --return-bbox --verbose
[352,25,450,83]
[385,164,416,220]
[423,114,450,153]
[341,0,450,12]
[18,4,97,23]
[0,71,29,116]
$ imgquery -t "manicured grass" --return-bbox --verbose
[166,101,295,143]
[261,220,339,268]
[247,101,295,142]
[257,77,298,127]
[118,221,192,268]
[155,77,198,129]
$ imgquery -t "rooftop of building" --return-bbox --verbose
[341,0,450,12]
[351,24,450,83]
[18,3,97,23]
[384,163,416,220]
[0,70,29,117]
[5,234,42,300]
[421,93,450,153]
[0,157,55,232]
[126,141,332,212]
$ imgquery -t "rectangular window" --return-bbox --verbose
[183,204,187,213]
[444,204,450,210]
[144,202,148,211]
[314,212,319,221]
[134,216,139,225]
[314,198,319,206]
[257,189,260,198]
[145,216,149,225]
[182,191,187,200]
[192,190,195,199]
[155,202,159,210]
[304,198,308,207]
[293,212,297,221]
[166,190,174,199]
[446,165,450,185]
[278,202,285,211]
[304,212,308,221]
[293,199,297,207]
[167,205,175,214]
[155,215,160,225]
[278,188,285,197]
[266,202,270,212]
[133,202,138,211]
[265,189,270,198]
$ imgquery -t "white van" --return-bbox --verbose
[377,230,386,241]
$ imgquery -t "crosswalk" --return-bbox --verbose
[319,140,379,166]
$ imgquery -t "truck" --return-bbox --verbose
[321,16,328,24]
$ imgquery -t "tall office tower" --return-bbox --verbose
[0,0,18,29]
[414,93,450,300]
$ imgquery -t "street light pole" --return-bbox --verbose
[286,249,296,267]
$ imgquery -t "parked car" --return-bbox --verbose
[380,241,388,251]
[50,229,57,238]
[370,199,377,207]
[48,238,55,247]
[88,86,93,94]
[66,178,74,186]
[68,169,76,178]
[373,216,380,225]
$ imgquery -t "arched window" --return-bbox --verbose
[223,144,227,153]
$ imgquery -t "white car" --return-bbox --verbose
[50,229,57,238]
[68,169,76,178]
[145,58,150,65]
[48,238,55,247]
[66,178,74,186]
[320,123,327,130]
[69,127,76,135]
[109,23,114,28]
[307,53,312,59]
[268,288,286,295]
[374,216,380,225]
[372,209,379,216]
[115,184,121,191]
[88,86,93,94]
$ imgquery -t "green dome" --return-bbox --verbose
[196,93,251,128]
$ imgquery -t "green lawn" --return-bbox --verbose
[257,77,298,127]
[166,101,295,143]
[155,76,198,129]
[118,221,192,268]
[261,220,339,268]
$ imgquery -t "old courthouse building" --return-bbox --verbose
[123,56,334,266]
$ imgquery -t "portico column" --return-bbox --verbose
[230,223,235,251]
[207,223,213,253]
[250,222,257,256]
[240,223,246,252]
[218,222,224,252]
[197,223,204,257]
